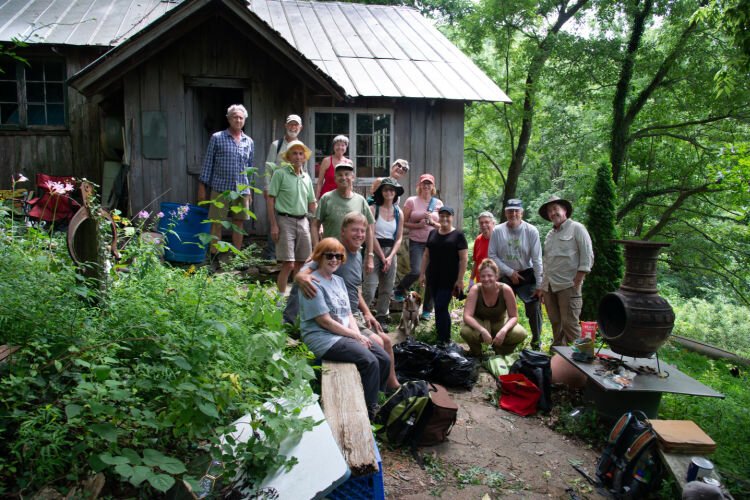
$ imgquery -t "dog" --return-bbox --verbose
[397,291,422,339]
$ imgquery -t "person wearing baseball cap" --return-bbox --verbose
[538,195,594,347]
[263,113,304,260]
[487,198,544,350]
[393,172,443,321]
[419,206,468,344]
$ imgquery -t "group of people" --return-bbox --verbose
[198,104,593,417]
[462,197,594,356]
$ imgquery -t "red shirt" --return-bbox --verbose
[472,233,490,281]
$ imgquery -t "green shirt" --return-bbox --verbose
[268,164,315,216]
[315,190,375,239]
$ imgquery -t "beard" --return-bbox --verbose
[286,130,299,140]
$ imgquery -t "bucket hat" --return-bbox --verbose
[538,195,573,221]
[282,140,312,162]
[373,177,404,205]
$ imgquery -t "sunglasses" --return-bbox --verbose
[324,253,344,261]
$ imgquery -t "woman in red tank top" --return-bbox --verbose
[316,135,351,199]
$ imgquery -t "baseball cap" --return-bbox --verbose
[285,114,302,125]
[438,206,455,215]
[505,199,523,210]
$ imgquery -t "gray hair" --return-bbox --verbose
[332,135,349,146]
[226,104,248,118]
[478,211,496,222]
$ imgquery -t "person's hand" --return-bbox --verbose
[197,184,207,203]
[492,329,508,347]
[574,275,585,288]
[270,225,279,243]
[480,329,492,344]
[383,255,393,273]
[418,274,426,288]
[365,313,383,334]
[533,288,544,300]
[365,254,374,274]
[453,281,463,298]
[510,271,524,285]
[356,332,372,348]
[296,272,320,298]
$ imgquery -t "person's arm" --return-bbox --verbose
[197,182,208,202]
[494,284,519,346]
[574,224,594,288]
[267,196,279,243]
[385,206,404,271]
[370,177,382,194]
[455,248,468,296]
[294,264,320,298]
[364,215,375,275]
[402,200,425,230]
[198,135,217,201]
[315,157,329,200]
[530,226,544,295]
[311,219,321,247]
[488,228,515,278]
[314,313,367,344]
[418,246,429,287]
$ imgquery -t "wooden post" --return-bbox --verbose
[321,361,378,476]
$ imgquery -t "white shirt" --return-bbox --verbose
[488,221,543,288]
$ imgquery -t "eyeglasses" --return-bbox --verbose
[324,253,344,261]
[396,164,408,171]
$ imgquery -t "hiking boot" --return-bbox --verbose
[420,311,432,321]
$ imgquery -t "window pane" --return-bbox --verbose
[355,157,372,179]
[332,113,349,132]
[27,82,44,102]
[26,63,44,81]
[0,60,16,79]
[46,104,64,125]
[28,104,45,125]
[45,61,64,81]
[356,114,372,134]
[1,103,19,124]
[357,135,373,156]
[46,83,64,102]
[0,81,16,101]
[315,112,331,133]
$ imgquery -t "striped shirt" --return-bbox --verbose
[199,129,254,194]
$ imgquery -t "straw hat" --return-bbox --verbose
[282,140,312,162]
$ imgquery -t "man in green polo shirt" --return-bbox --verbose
[267,140,317,294]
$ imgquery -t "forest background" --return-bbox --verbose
[379,0,750,336]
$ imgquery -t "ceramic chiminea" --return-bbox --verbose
[597,240,675,358]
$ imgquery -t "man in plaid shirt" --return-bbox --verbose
[198,104,254,255]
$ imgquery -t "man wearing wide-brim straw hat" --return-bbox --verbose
[538,195,594,346]
[267,140,317,295]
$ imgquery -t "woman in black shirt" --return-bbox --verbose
[419,207,468,344]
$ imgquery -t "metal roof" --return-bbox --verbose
[0,0,510,102]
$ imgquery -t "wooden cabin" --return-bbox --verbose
[0,0,509,232]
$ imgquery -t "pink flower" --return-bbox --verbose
[137,210,150,219]
[157,211,164,218]
[177,204,190,220]
[45,180,74,195]
[14,174,28,183]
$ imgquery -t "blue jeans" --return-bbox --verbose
[396,240,433,313]
[431,286,454,343]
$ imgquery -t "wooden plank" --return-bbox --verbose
[321,360,378,477]
[439,101,464,226]
[161,52,188,203]
[124,70,143,214]
[0,345,20,363]
[658,450,727,497]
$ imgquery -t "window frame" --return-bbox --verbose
[0,57,67,131]
[308,107,394,184]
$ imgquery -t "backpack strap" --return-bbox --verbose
[427,196,437,213]
[275,138,284,158]
[375,204,379,221]
[393,206,400,239]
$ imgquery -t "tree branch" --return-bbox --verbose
[664,258,750,306]
[630,112,745,138]
[642,183,725,240]
[464,147,507,185]
[627,132,711,150]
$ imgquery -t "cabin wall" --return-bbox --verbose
[0,47,104,190]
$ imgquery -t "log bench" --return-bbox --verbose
[321,360,379,476]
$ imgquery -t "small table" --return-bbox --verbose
[552,347,724,418]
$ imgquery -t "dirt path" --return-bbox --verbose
[380,371,605,499]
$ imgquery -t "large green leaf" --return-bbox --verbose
[91,423,118,442]
[147,473,175,493]
[99,453,129,465]
[143,449,187,474]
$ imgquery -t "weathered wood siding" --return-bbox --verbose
[124,16,303,231]
[0,47,104,188]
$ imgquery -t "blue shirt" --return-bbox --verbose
[199,129,254,194]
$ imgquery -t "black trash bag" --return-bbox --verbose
[393,338,439,380]
[432,348,479,390]
[510,349,552,412]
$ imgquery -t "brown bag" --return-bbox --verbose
[417,383,458,446]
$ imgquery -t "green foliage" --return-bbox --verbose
[0,209,315,496]
[658,343,750,496]
[582,162,623,320]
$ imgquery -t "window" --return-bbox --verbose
[312,109,392,180]
[0,58,66,127]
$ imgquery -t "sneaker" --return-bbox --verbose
[393,291,406,302]
[420,311,432,321]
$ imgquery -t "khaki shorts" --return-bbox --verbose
[207,190,251,221]
[276,213,312,262]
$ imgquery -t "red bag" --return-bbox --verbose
[497,373,541,416]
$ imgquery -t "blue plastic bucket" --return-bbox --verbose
[157,202,211,263]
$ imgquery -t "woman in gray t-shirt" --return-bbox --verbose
[299,238,390,417]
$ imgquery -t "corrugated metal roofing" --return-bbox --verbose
[0,0,510,102]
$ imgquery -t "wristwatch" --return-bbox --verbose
[368,252,375,257]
